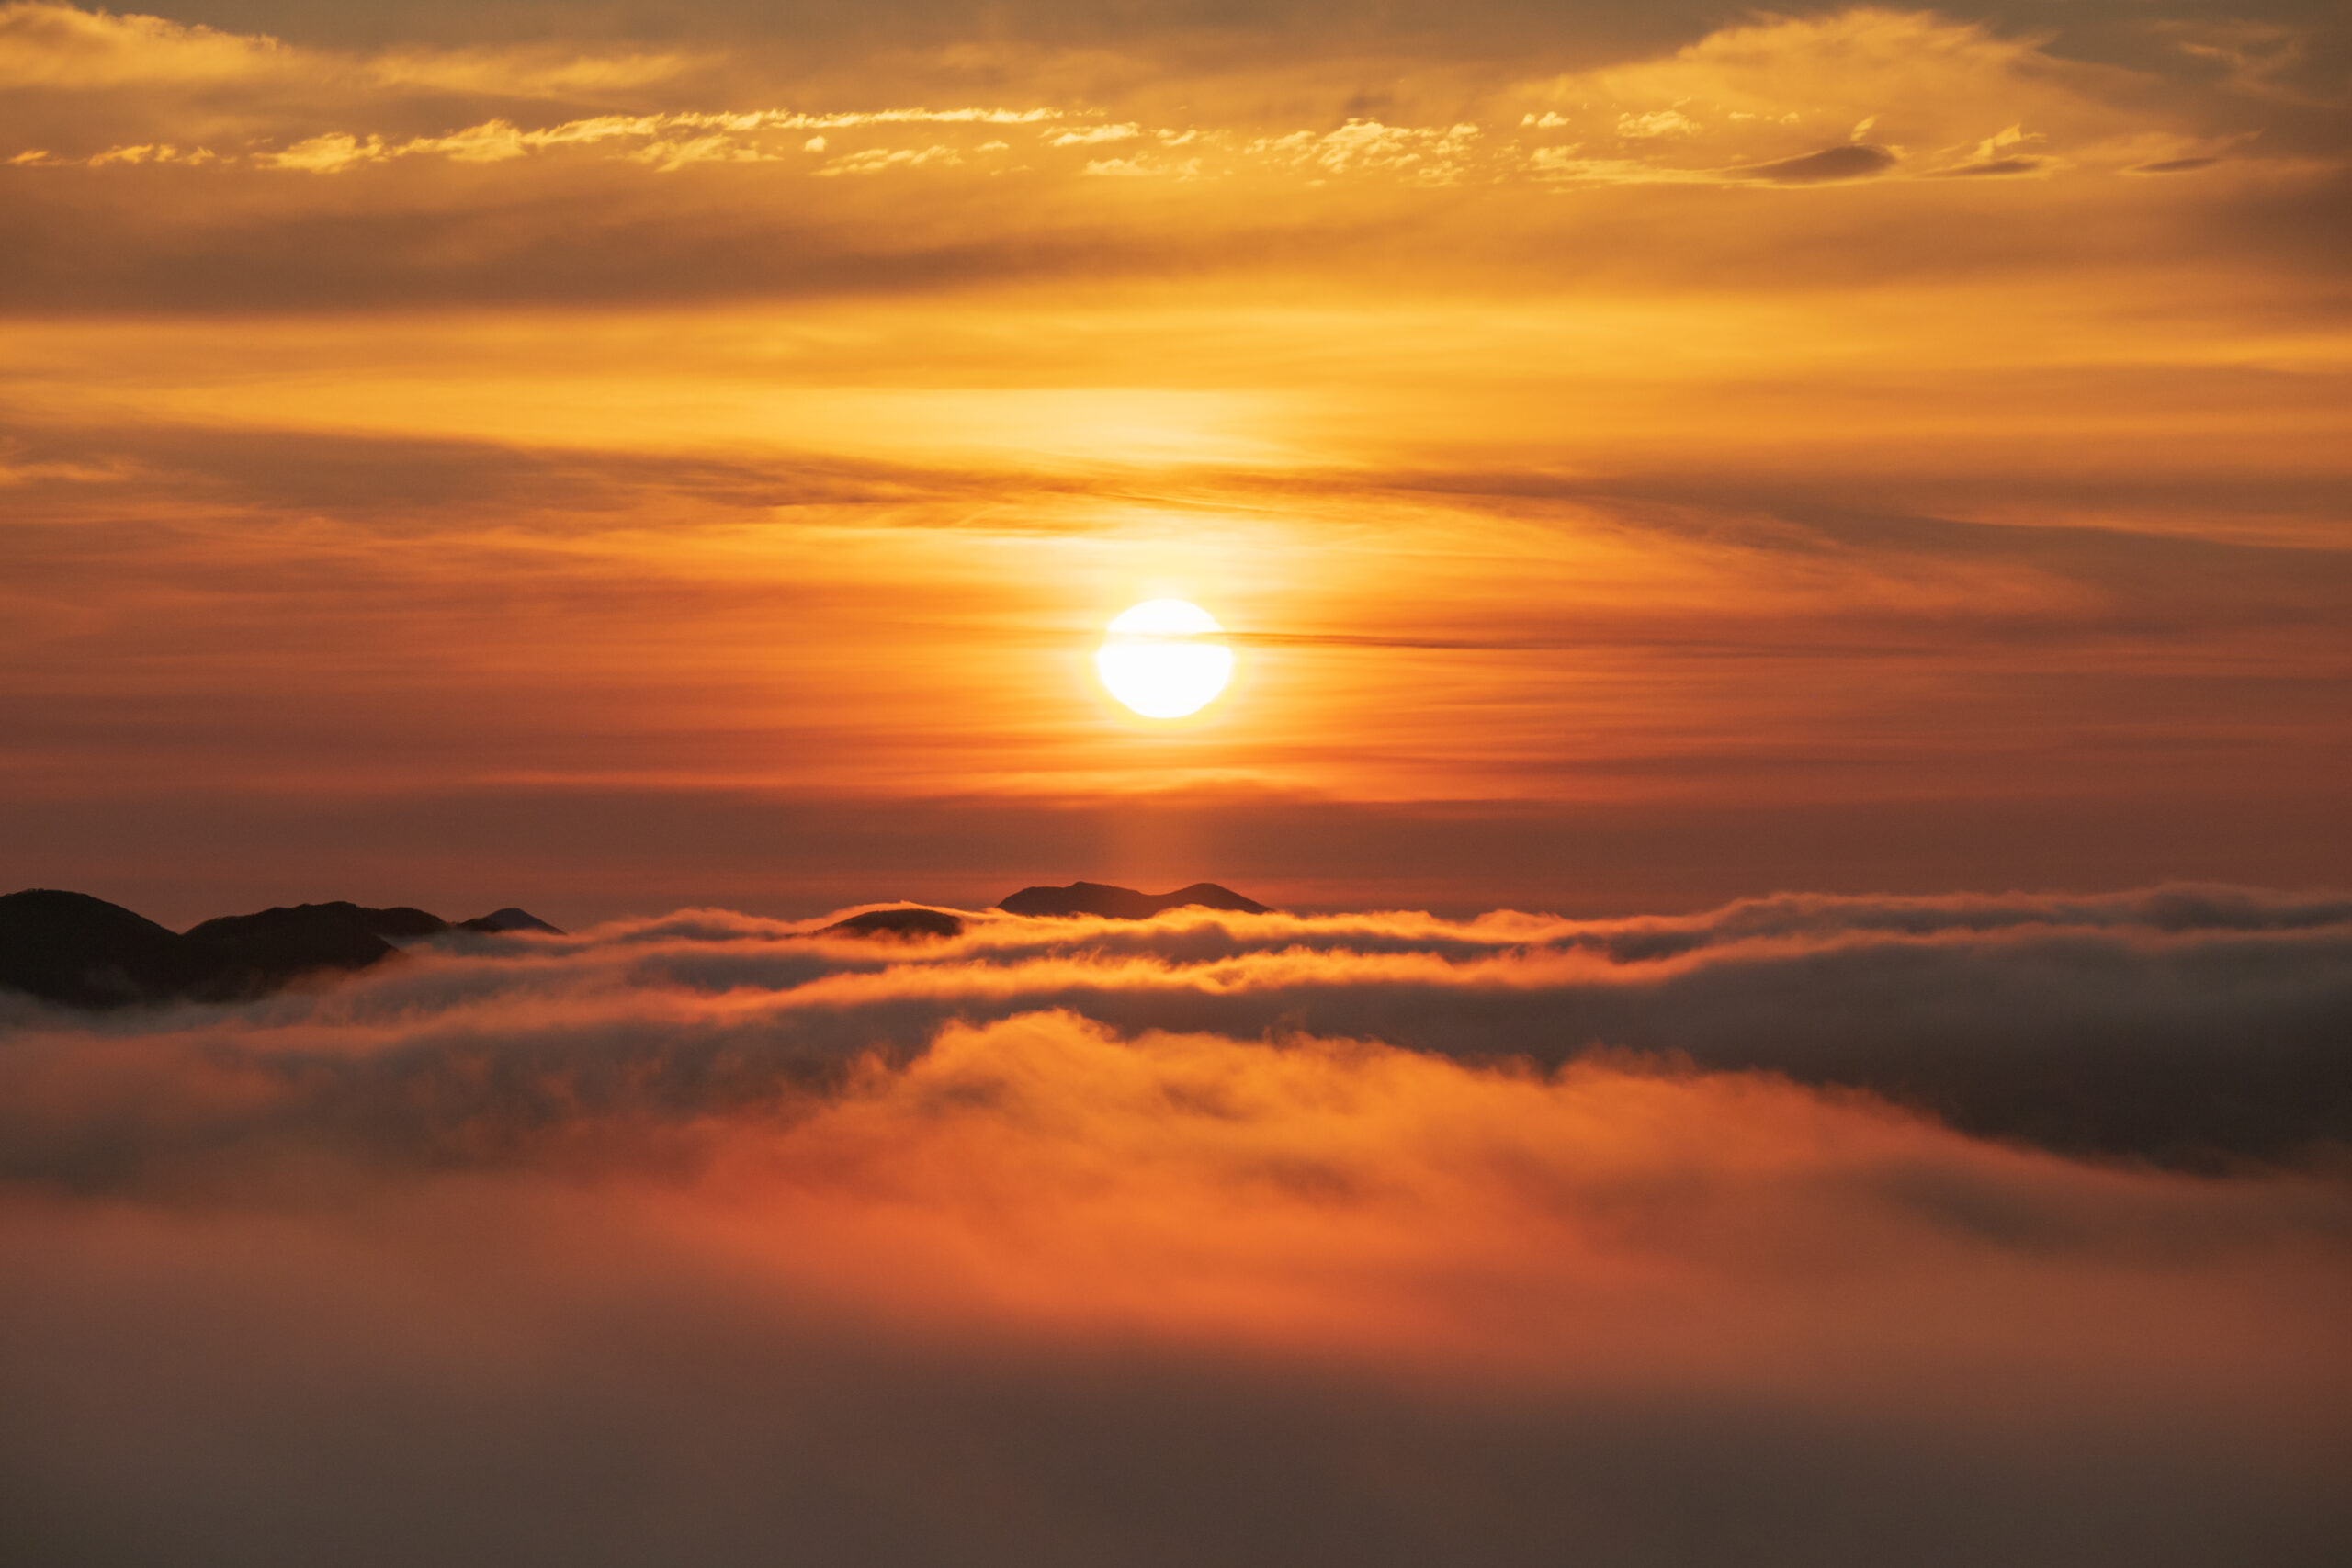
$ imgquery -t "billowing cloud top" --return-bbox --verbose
[4,886,2349,1562]
[10,882,2349,1181]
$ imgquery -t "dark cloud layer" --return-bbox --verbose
[1739,142,1900,184]
[85,0,2352,96]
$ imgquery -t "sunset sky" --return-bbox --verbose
[5,0,2346,922]
[3,6,2349,1563]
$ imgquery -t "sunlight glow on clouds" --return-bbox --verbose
[3,892,2346,1562]
[0,5,2286,186]
[3,2,2348,1559]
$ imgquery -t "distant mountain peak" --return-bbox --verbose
[458,908,564,935]
[0,888,199,1008]
[181,901,447,992]
[819,907,965,941]
[2,889,563,1010]
[996,882,1271,919]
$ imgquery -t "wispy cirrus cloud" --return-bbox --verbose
[0,5,2303,187]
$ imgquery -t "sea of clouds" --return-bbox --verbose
[4,886,2348,1565]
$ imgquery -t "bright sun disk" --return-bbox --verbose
[1096,599,1235,718]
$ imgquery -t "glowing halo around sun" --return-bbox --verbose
[1096,599,1236,718]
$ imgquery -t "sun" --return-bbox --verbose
[1096,599,1235,718]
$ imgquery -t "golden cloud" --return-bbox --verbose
[0,0,283,87]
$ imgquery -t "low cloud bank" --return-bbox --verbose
[3,885,2347,1564]
[6,883,2346,1176]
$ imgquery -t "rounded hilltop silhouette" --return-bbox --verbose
[818,908,968,941]
[0,889,203,1009]
[0,889,562,1009]
[818,883,1272,942]
[997,881,1271,919]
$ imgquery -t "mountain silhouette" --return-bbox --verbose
[459,908,566,934]
[818,907,966,940]
[0,889,207,1008]
[996,881,1271,919]
[182,901,447,998]
[1,890,563,1008]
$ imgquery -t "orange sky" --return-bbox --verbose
[5,12,2350,1555]
[3,1,2348,922]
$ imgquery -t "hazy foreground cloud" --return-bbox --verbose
[3,887,2348,1563]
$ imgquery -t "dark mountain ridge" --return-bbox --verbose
[997,881,1272,919]
[0,890,206,1009]
[182,901,447,998]
[0,890,562,1010]
[4,879,1277,1008]
[818,907,967,941]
